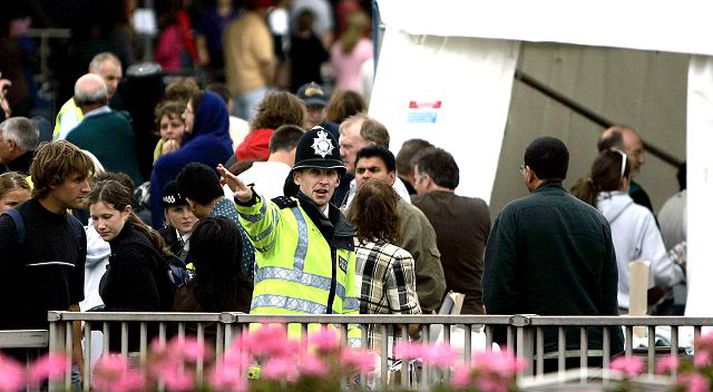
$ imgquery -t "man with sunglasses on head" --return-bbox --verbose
[483,136,623,373]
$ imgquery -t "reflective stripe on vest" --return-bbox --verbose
[251,293,327,314]
[291,207,309,271]
[238,201,267,223]
[255,266,347,301]
[344,297,360,312]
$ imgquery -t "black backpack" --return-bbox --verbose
[134,242,191,311]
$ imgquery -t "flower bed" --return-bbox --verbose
[4,326,713,391]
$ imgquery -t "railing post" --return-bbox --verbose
[511,314,535,378]
[47,312,65,392]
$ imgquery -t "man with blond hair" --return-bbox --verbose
[0,140,93,368]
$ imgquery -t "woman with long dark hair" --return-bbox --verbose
[571,150,685,313]
[86,180,176,312]
[87,180,178,350]
[173,216,252,312]
[347,179,420,346]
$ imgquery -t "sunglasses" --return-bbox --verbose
[612,149,628,179]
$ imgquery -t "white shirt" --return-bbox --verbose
[344,177,412,209]
[597,191,684,309]
[238,161,292,200]
[79,220,111,311]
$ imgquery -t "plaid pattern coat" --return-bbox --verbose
[354,240,421,315]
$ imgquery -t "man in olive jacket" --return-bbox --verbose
[483,136,623,372]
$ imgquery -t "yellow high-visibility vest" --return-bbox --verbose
[236,195,361,344]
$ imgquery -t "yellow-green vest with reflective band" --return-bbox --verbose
[53,98,84,140]
[235,195,361,342]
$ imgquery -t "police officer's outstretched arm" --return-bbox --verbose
[217,164,253,203]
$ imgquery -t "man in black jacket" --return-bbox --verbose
[483,136,623,372]
[0,140,93,367]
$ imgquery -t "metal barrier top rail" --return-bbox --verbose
[0,329,48,349]
[47,311,713,326]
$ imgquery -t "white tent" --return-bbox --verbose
[369,0,713,316]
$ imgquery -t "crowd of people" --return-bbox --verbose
[0,0,688,378]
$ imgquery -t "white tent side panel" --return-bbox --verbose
[685,56,713,316]
[378,0,713,57]
[368,29,519,202]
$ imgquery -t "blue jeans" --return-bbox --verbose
[233,86,269,121]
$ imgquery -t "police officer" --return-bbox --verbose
[218,126,360,341]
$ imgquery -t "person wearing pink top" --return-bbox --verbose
[329,11,373,93]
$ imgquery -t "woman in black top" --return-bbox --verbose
[86,180,175,350]
[173,216,252,313]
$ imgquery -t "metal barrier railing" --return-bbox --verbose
[37,312,713,391]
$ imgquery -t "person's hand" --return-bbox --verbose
[162,139,180,155]
[217,164,252,202]
[669,241,687,275]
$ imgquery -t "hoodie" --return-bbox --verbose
[150,91,233,227]
[596,191,684,309]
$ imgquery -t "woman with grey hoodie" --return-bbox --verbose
[572,150,685,313]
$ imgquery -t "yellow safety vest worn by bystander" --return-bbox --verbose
[235,193,361,342]
[53,98,84,140]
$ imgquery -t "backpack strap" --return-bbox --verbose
[3,208,25,246]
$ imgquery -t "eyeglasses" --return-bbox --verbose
[519,164,527,175]
[612,149,628,179]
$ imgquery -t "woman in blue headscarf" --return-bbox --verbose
[150,91,233,227]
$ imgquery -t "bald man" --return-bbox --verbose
[598,125,655,215]
[65,74,142,186]
[54,53,123,140]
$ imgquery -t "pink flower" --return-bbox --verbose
[474,376,511,392]
[242,324,297,359]
[27,353,70,386]
[92,354,145,392]
[221,350,252,373]
[339,349,376,373]
[678,373,710,392]
[451,364,473,388]
[150,354,195,391]
[422,344,460,367]
[209,365,247,392]
[170,337,208,362]
[160,368,194,392]
[262,357,299,381]
[472,350,524,377]
[694,349,712,368]
[308,327,340,353]
[394,342,426,360]
[298,353,328,377]
[655,355,679,374]
[151,337,167,353]
[0,353,25,392]
[609,356,644,377]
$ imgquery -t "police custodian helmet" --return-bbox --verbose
[292,126,346,174]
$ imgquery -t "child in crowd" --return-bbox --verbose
[153,100,187,162]
[0,171,31,213]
